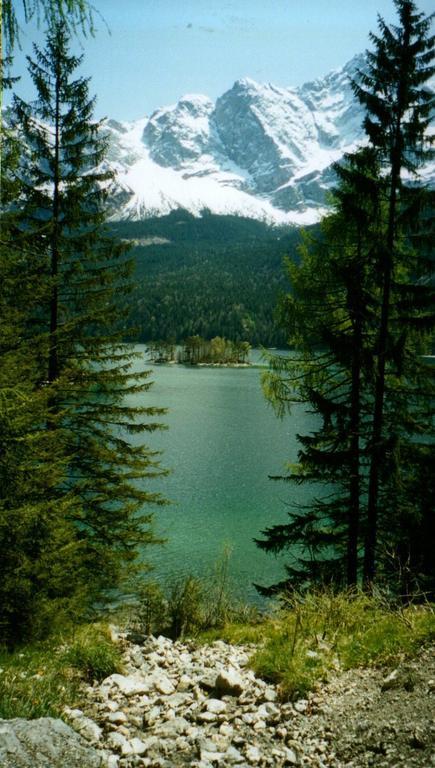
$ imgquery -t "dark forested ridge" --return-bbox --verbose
[109,211,309,346]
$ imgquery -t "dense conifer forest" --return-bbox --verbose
[110,213,305,347]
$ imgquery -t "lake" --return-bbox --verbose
[127,346,315,603]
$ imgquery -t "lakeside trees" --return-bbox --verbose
[256,0,434,595]
[0,20,166,643]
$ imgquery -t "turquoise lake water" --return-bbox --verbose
[127,346,316,602]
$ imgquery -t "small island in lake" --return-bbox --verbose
[147,336,251,366]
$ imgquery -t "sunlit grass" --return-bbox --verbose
[199,590,435,700]
[0,623,122,719]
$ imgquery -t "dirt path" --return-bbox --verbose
[295,643,435,767]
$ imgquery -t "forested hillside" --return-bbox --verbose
[109,211,308,346]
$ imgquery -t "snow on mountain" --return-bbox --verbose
[105,54,433,225]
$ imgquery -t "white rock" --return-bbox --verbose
[215,669,244,697]
[155,716,190,737]
[253,719,266,731]
[197,710,217,723]
[178,674,193,691]
[205,699,227,715]
[106,732,133,756]
[72,716,102,743]
[201,750,226,764]
[246,745,262,764]
[105,674,149,696]
[256,702,280,721]
[284,746,298,764]
[294,699,308,713]
[107,711,127,725]
[130,737,148,755]
[154,675,176,695]
[225,745,245,763]
[263,687,278,702]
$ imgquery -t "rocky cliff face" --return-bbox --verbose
[105,54,434,225]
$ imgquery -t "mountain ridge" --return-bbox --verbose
[105,53,434,225]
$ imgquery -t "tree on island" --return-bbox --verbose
[0,19,166,643]
[256,0,434,596]
[178,336,251,365]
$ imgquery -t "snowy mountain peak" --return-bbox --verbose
[106,54,434,226]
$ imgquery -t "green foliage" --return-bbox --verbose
[256,1,435,595]
[1,21,166,646]
[62,624,122,682]
[178,336,251,364]
[201,591,435,701]
[133,581,168,636]
[0,623,121,719]
[2,0,95,55]
[110,213,305,347]
[125,550,260,639]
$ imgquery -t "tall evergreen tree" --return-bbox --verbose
[0,95,88,644]
[256,0,434,595]
[8,20,166,626]
[352,0,434,583]
[255,148,383,593]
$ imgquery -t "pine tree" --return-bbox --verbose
[9,20,166,619]
[0,101,88,644]
[255,148,383,593]
[352,0,435,583]
[256,1,434,596]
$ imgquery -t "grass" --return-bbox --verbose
[199,590,435,701]
[0,623,122,719]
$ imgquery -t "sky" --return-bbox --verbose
[9,0,435,122]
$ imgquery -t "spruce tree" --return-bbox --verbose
[352,0,434,583]
[9,20,166,620]
[256,0,434,595]
[0,104,88,644]
[255,149,383,592]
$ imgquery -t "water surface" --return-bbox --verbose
[127,346,315,602]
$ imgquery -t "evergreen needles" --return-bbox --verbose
[1,20,166,645]
[256,0,435,597]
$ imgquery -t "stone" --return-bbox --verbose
[201,750,227,764]
[283,747,298,764]
[205,698,227,715]
[106,731,133,756]
[107,711,128,725]
[225,745,245,763]
[71,715,102,743]
[105,674,149,697]
[178,674,194,691]
[381,669,400,692]
[0,717,103,768]
[263,687,278,702]
[154,675,176,695]
[130,736,148,755]
[197,710,218,723]
[199,673,217,692]
[256,702,280,722]
[155,716,190,737]
[293,699,308,713]
[245,744,262,763]
[215,669,244,697]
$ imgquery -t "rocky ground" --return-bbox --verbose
[1,630,434,767]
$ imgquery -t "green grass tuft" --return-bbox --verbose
[0,623,121,719]
[199,590,435,701]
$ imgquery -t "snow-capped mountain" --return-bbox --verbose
[105,54,434,225]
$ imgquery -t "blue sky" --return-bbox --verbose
[10,0,435,121]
